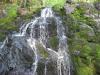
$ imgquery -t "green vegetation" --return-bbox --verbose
[62,2,100,75]
[71,7,96,27]
[43,0,66,9]
[0,4,18,41]
[6,4,18,17]
[76,65,94,75]
[49,36,58,49]
[37,44,49,59]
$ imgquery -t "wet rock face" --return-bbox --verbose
[46,61,57,75]
[7,60,58,75]
[0,35,34,72]
[37,60,57,75]
[0,33,58,75]
[0,63,7,75]
[37,61,45,75]
[7,69,33,75]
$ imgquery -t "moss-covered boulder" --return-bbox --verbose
[75,23,95,42]
[62,2,99,75]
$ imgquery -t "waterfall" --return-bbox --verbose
[0,7,71,75]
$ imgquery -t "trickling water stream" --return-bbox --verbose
[0,7,71,75]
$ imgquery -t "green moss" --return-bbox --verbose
[68,35,95,74]
[71,7,96,27]
[43,0,66,9]
[0,4,18,41]
[77,65,94,75]
[95,44,100,75]
[0,17,17,41]
[76,31,88,39]
[95,32,100,43]
[84,17,96,27]
[0,32,6,41]
[0,17,17,30]
[0,17,12,23]
[6,4,18,17]
[95,44,100,60]
[37,44,49,59]
[73,54,95,75]
[0,4,18,30]
[68,6,96,42]
[75,31,95,42]
[49,36,58,49]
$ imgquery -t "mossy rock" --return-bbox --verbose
[0,32,6,41]
[49,36,58,49]
[76,65,94,75]
[73,55,95,75]
[37,61,45,75]
[68,36,95,75]
[74,24,96,42]
[36,43,49,59]
[0,17,18,41]
[71,6,97,27]
[62,3,98,75]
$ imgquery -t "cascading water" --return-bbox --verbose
[0,7,71,75]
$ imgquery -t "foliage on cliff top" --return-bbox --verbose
[43,0,66,9]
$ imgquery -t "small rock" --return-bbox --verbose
[64,4,75,14]
[73,51,80,56]
[17,8,28,16]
